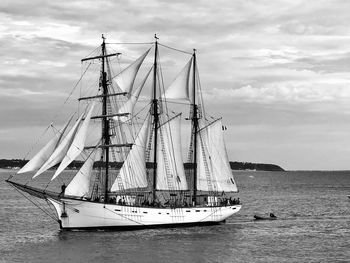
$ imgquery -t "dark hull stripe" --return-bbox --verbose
[59,220,225,231]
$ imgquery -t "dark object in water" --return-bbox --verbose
[254,213,277,220]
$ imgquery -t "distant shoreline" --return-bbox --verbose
[229,161,284,171]
[0,159,284,172]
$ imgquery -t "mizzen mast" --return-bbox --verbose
[191,49,199,206]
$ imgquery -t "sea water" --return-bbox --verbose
[0,169,349,262]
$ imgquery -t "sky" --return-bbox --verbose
[1,0,350,170]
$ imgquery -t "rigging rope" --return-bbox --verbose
[106,42,154,45]
[63,62,93,106]
[107,41,192,55]
[127,101,152,124]
[17,39,199,206]
[158,43,193,55]
[84,45,101,60]
[158,99,191,106]
[45,198,60,219]
[10,184,59,222]
[22,124,54,162]
[21,63,92,164]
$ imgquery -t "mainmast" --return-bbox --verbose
[152,35,159,201]
[192,50,199,205]
[101,35,110,203]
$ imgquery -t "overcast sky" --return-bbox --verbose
[2,0,350,170]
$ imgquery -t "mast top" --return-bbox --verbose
[154,34,159,41]
[102,34,106,42]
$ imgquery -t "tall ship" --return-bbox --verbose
[7,35,241,230]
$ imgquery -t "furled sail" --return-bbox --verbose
[197,120,238,192]
[156,114,188,191]
[17,116,73,174]
[113,48,151,94]
[110,115,150,191]
[52,102,95,180]
[33,112,85,178]
[162,58,192,102]
[116,67,152,122]
[65,148,100,197]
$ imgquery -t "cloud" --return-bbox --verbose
[1,0,350,169]
[209,81,350,104]
[0,87,45,97]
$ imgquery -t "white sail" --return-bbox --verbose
[197,120,238,192]
[52,102,95,180]
[116,67,152,122]
[113,48,150,94]
[34,112,85,178]
[156,115,188,191]
[17,116,73,174]
[65,149,99,197]
[110,116,150,191]
[162,58,192,102]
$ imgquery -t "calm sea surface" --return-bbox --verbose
[0,169,349,263]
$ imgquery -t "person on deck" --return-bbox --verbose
[229,197,233,205]
[59,183,66,197]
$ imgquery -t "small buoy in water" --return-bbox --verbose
[254,213,277,220]
[269,213,276,218]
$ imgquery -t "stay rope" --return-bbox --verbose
[158,43,193,55]
[21,63,92,162]
[10,183,59,223]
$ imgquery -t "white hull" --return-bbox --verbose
[48,198,241,229]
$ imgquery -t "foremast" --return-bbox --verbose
[152,35,159,201]
[82,35,114,203]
